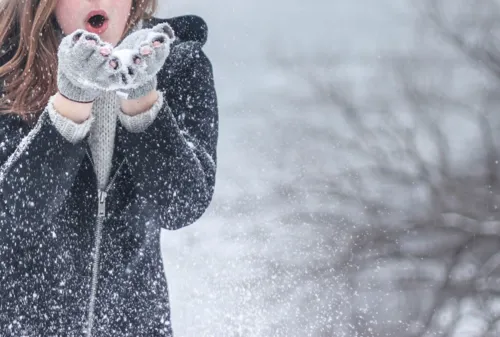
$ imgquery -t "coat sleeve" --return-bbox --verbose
[116,43,219,230]
[0,99,90,225]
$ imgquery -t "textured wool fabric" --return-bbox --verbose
[47,95,95,143]
[55,21,145,104]
[113,22,174,100]
[117,91,163,133]
[87,92,118,189]
[56,31,114,103]
[48,91,163,189]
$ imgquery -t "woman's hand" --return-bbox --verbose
[57,30,120,103]
[110,22,176,100]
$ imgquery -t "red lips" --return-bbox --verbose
[85,10,109,35]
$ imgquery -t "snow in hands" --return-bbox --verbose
[61,23,175,94]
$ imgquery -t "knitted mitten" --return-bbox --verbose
[57,30,119,103]
[111,23,175,100]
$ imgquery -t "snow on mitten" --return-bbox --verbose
[57,30,120,103]
[111,23,175,100]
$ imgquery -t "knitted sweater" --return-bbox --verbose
[47,90,163,189]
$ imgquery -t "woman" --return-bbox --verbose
[0,0,218,336]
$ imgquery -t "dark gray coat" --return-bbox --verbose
[0,15,218,337]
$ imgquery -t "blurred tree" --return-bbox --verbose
[269,0,500,336]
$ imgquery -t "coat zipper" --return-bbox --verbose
[84,148,126,337]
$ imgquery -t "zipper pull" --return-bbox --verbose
[98,190,107,217]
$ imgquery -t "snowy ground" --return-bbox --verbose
[157,1,417,336]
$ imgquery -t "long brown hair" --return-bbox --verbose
[0,0,157,123]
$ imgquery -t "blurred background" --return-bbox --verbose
[158,1,500,336]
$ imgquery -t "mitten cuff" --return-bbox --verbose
[47,94,95,144]
[117,90,164,133]
[57,72,100,103]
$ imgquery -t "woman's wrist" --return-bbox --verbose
[120,90,159,116]
[53,92,93,123]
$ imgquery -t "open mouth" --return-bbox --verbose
[88,14,107,28]
[85,10,109,34]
